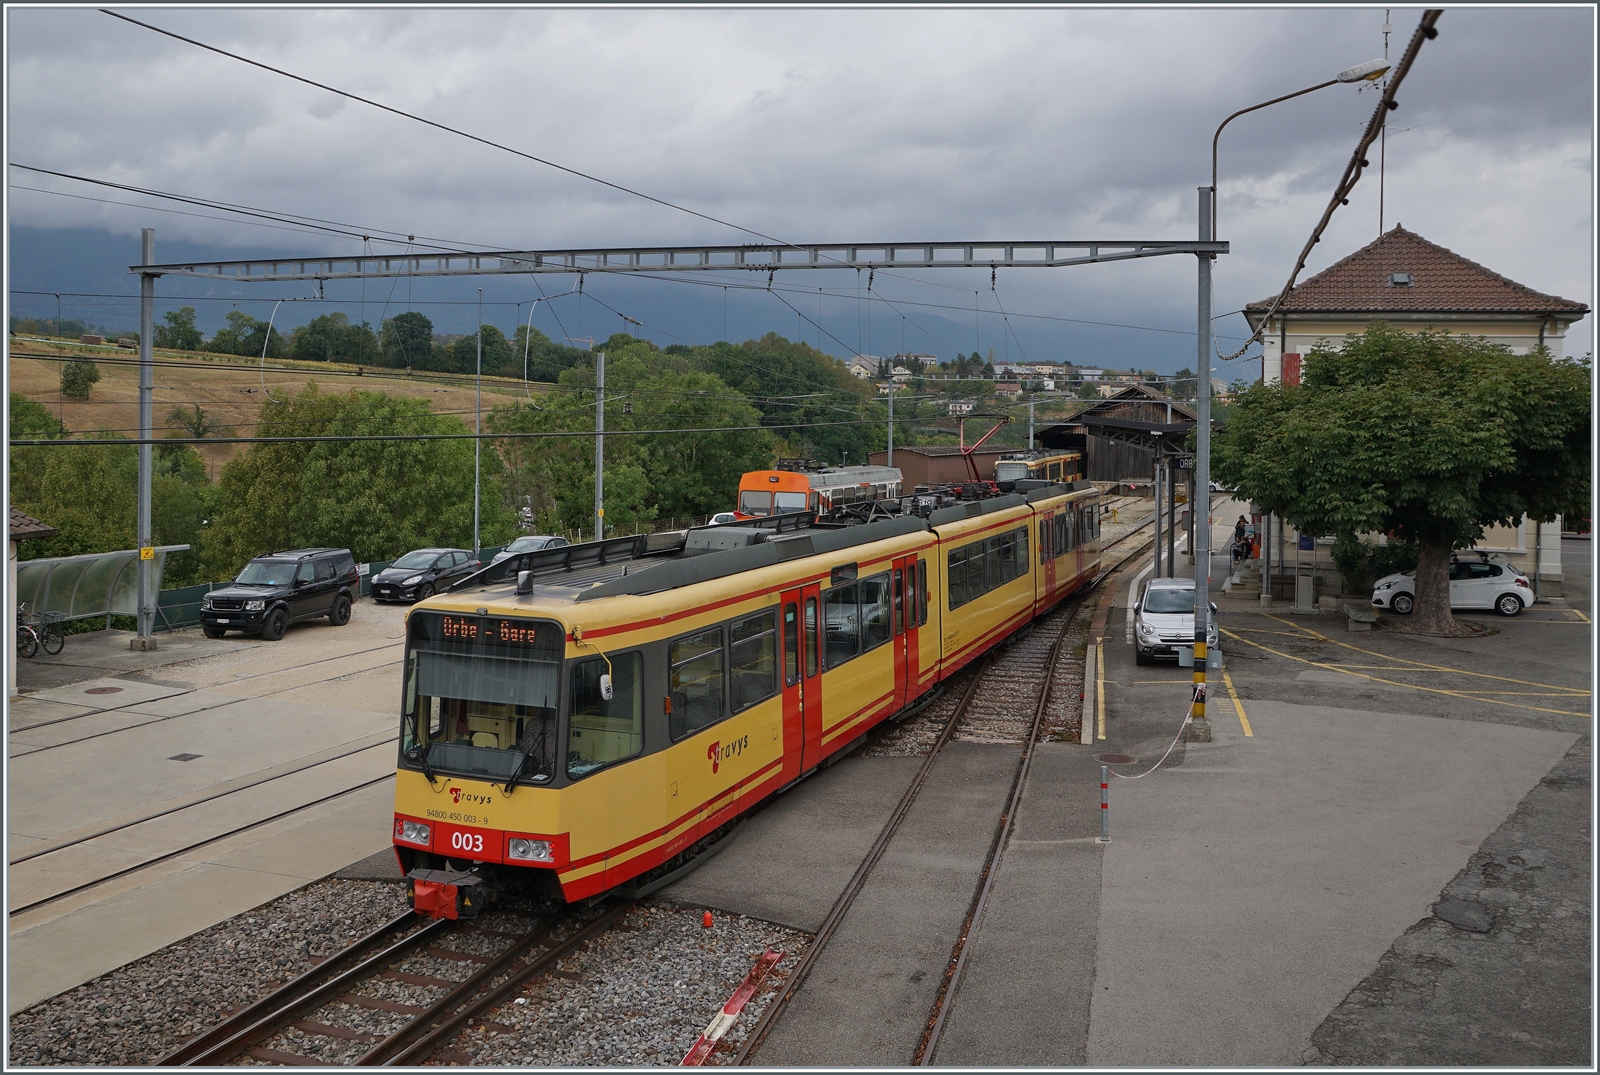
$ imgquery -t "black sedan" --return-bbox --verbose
[370,548,479,604]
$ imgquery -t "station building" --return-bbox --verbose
[1243,225,1589,598]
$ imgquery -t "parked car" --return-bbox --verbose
[371,548,480,604]
[1133,577,1219,666]
[709,512,739,526]
[491,535,571,564]
[1371,553,1531,616]
[201,548,358,640]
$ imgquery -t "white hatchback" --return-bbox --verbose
[1371,554,1532,617]
[1133,577,1219,666]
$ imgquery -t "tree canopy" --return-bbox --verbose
[1213,323,1590,630]
[154,307,204,350]
[290,312,380,365]
[203,382,516,577]
[208,310,285,358]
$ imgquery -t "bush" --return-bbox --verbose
[60,357,101,399]
[1331,531,1419,594]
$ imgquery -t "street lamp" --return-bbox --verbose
[1188,58,1387,742]
[1210,59,1390,236]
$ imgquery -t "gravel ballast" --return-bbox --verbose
[8,880,409,1066]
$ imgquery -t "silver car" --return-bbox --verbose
[1134,577,1218,666]
[491,535,570,564]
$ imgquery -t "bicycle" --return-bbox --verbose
[15,606,64,659]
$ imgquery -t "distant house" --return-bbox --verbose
[947,400,974,415]
[891,366,913,383]
[1076,367,1104,380]
[846,355,880,379]
[995,382,1023,398]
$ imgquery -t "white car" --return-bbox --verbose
[1371,554,1532,617]
[708,512,739,526]
[1133,577,1219,666]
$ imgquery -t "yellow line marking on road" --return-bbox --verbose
[1096,635,1107,741]
[1258,612,1591,693]
[1221,628,1591,718]
[1222,667,1252,736]
[1571,609,1591,623]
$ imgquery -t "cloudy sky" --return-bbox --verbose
[6,6,1594,371]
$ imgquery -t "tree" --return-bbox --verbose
[380,311,433,368]
[1212,323,1590,632]
[450,324,513,377]
[209,310,283,358]
[510,325,588,382]
[166,404,234,439]
[154,307,204,350]
[204,382,516,577]
[290,313,377,364]
[60,357,101,398]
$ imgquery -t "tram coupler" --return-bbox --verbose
[406,868,483,920]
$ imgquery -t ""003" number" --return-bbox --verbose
[449,831,485,853]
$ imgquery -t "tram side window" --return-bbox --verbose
[730,610,778,712]
[783,603,799,687]
[1088,503,1101,540]
[917,560,929,626]
[669,628,725,742]
[567,652,643,779]
[948,545,972,610]
[824,583,860,667]
[861,572,892,651]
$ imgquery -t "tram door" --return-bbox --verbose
[1040,512,1057,603]
[779,583,824,781]
[891,556,919,710]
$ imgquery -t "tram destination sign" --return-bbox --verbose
[413,611,563,658]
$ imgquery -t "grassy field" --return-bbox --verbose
[8,336,548,477]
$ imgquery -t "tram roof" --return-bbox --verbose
[441,480,1093,606]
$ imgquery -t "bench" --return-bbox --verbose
[1344,604,1378,632]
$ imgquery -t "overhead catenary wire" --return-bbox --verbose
[1219,8,1443,362]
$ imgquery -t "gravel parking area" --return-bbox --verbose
[7,880,410,1066]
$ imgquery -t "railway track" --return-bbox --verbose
[156,901,632,1067]
[735,519,1154,1064]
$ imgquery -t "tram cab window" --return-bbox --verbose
[731,610,778,711]
[861,573,892,650]
[774,491,809,514]
[567,652,643,779]
[824,583,860,667]
[669,628,725,741]
[739,490,773,517]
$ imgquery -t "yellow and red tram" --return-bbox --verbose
[392,480,1101,916]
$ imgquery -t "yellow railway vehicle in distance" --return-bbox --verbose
[993,449,1085,486]
[393,479,1100,918]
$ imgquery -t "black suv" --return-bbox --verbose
[201,548,359,641]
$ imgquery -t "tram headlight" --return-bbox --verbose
[396,819,431,846]
[507,837,554,863]
[245,600,265,611]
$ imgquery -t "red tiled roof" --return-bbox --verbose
[1245,226,1589,317]
[8,508,58,541]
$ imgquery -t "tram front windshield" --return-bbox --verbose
[739,489,773,516]
[402,613,563,783]
[995,462,1031,482]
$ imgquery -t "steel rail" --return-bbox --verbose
[732,660,988,1065]
[7,774,394,919]
[916,525,1157,1062]
[153,910,421,1065]
[9,738,395,866]
[378,901,635,1066]
[163,915,456,1065]
[735,513,1155,1064]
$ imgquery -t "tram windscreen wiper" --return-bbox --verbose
[405,710,437,784]
[502,700,549,796]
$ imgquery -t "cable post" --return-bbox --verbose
[1188,187,1213,743]
[134,228,157,650]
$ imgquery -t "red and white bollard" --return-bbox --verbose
[1099,764,1110,843]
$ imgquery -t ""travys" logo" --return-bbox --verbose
[707,734,750,774]
[449,787,494,806]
